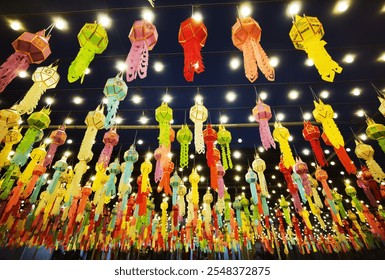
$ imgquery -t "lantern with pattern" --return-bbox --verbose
[176,124,193,168]
[156,102,173,147]
[252,98,275,150]
[189,101,208,154]
[366,117,385,154]
[302,121,327,167]
[0,107,21,143]
[217,125,233,170]
[273,122,295,168]
[355,139,385,183]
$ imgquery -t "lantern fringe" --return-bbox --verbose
[126,41,149,82]
[0,53,30,93]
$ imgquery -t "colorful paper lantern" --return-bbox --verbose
[176,124,193,168]
[68,23,108,83]
[289,15,342,82]
[245,168,258,205]
[232,17,275,82]
[155,102,173,147]
[140,159,152,193]
[189,101,208,154]
[189,168,200,205]
[15,62,60,115]
[345,181,363,212]
[302,121,327,167]
[314,165,333,201]
[217,125,233,170]
[178,17,208,82]
[355,139,385,183]
[216,161,225,199]
[43,124,67,168]
[365,117,385,154]
[0,107,21,143]
[0,126,22,169]
[273,121,295,168]
[252,98,275,150]
[118,145,138,195]
[157,160,174,196]
[0,29,51,93]
[103,73,128,129]
[252,154,268,196]
[125,19,158,82]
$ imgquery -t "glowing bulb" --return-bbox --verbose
[18,71,28,78]
[154,61,164,72]
[162,94,172,103]
[305,58,314,66]
[276,112,285,121]
[53,17,68,30]
[45,97,54,105]
[85,68,91,75]
[288,90,299,100]
[259,91,268,100]
[319,90,329,99]
[302,149,310,156]
[343,53,355,64]
[98,14,112,28]
[269,56,279,67]
[287,1,301,16]
[139,116,149,124]
[229,57,241,70]
[73,96,83,104]
[192,12,203,22]
[240,3,252,18]
[226,91,237,102]
[65,118,73,124]
[356,109,365,117]
[248,115,255,122]
[137,139,143,145]
[194,94,203,103]
[220,115,229,124]
[351,88,361,96]
[9,20,22,31]
[334,0,350,14]
[303,112,312,120]
[233,151,241,159]
[67,139,73,144]
[132,95,142,104]
[142,9,155,22]
[116,60,126,72]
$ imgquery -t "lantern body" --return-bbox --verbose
[78,23,108,54]
[104,74,128,101]
[129,20,158,50]
[12,30,51,64]
[32,64,59,88]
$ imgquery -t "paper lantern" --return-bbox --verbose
[68,23,108,83]
[104,158,121,203]
[103,73,128,129]
[292,170,307,204]
[125,19,158,82]
[156,102,173,147]
[355,140,385,183]
[65,105,104,203]
[178,17,207,82]
[170,172,181,206]
[118,145,138,195]
[232,17,275,82]
[279,196,292,227]
[289,15,342,82]
[43,124,67,168]
[345,182,362,212]
[189,168,200,205]
[294,157,312,196]
[0,107,21,143]
[302,121,327,167]
[313,99,356,174]
[252,154,268,196]
[178,183,187,218]
[0,126,22,169]
[359,166,382,202]
[189,101,208,154]
[217,125,233,170]
[203,189,213,235]
[0,29,51,93]
[176,124,193,168]
[376,91,385,117]
[11,108,50,167]
[366,117,385,154]
[273,122,295,168]
[140,159,152,193]
[203,124,217,169]
[278,156,302,213]
[216,161,226,199]
[16,62,60,115]
[245,168,258,205]
[252,98,275,150]
[157,160,174,196]
[314,165,333,201]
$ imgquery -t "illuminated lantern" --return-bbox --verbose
[302,121,327,167]
[245,168,258,205]
[176,124,193,168]
[65,105,105,203]
[157,160,174,196]
[374,86,385,117]
[217,125,233,170]
[140,159,152,193]
[315,165,333,201]
[0,29,51,93]
[155,102,173,147]
[189,168,200,205]
[118,145,138,195]
[203,189,213,235]
[345,181,363,212]
[12,107,50,166]
[0,126,22,169]
[104,158,121,203]
[359,166,382,202]
[232,17,275,82]
[68,22,108,83]
[125,19,158,82]
[313,99,356,174]
[203,124,217,168]
[252,98,275,150]
[0,107,21,143]
[294,157,312,196]
[178,17,208,82]
[16,62,60,115]
[355,139,385,183]
[103,73,128,129]
[189,101,208,154]
[279,196,292,227]
[0,165,20,200]
[289,15,342,82]
[252,154,268,196]
[365,117,385,154]
[273,121,295,168]
[170,172,181,206]
[43,124,67,168]
[279,156,302,213]
[178,183,187,218]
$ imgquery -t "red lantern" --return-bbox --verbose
[178,17,208,82]
[302,121,327,167]
[203,124,218,191]
[157,161,174,196]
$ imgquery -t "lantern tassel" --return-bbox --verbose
[309,139,327,167]
[0,53,30,93]
[366,158,385,183]
[194,121,205,154]
[12,128,41,167]
[251,40,275,81]
[333,146,357,174]
[16,83,48,115]
[243,41,258,83]
[259,120,276,150]
[105,97,119,129]
[126,41,149,82]
[68,47,95,83]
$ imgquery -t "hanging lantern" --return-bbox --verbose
[375,88,385,117]
[43,124,67,168]
[170,172,181,206]
[203,124,217,168]
[355,139,385,183]
[203,189,213,235]
[65,105,105,203]
[0,126,22,169]
[189,101,208,154]
[125,19,158,82]
[178,17,208,82]
[302,121,327,167]
[216,160,225,199]
[359,165,382,202]
[252,98,275,150]
[15,62,60,115]
[232,17,275,82]
[155,102,173,147]
[104,158,121,203]
[313,99,356,174]
[118,145,138,194]
[140,159,152,193]
[11,107,50,167]
[178,183,187,218]
[217,125,233,170]
[189,168,200,205]
[103,73,128,129]
[67,22,108,83]
[245,168,258,205]
[252,154,268,196]
[0,107,21,143]
[157,160,174,196]
[294,157,312,196]
[289,15,342,82]
[314,165,333,201]
[0,29,51,93]
[273,121,295,168]
[278,156,302,213]
[365,117,385,154]
[344,181,363,212]
[279,196,292,227]
[176,124,193,168]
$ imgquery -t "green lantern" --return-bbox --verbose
[176,124,193,168]
[366,117,385,154]
[344,182,362,212]
[217,125,233,170]
[155,102,173,146]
